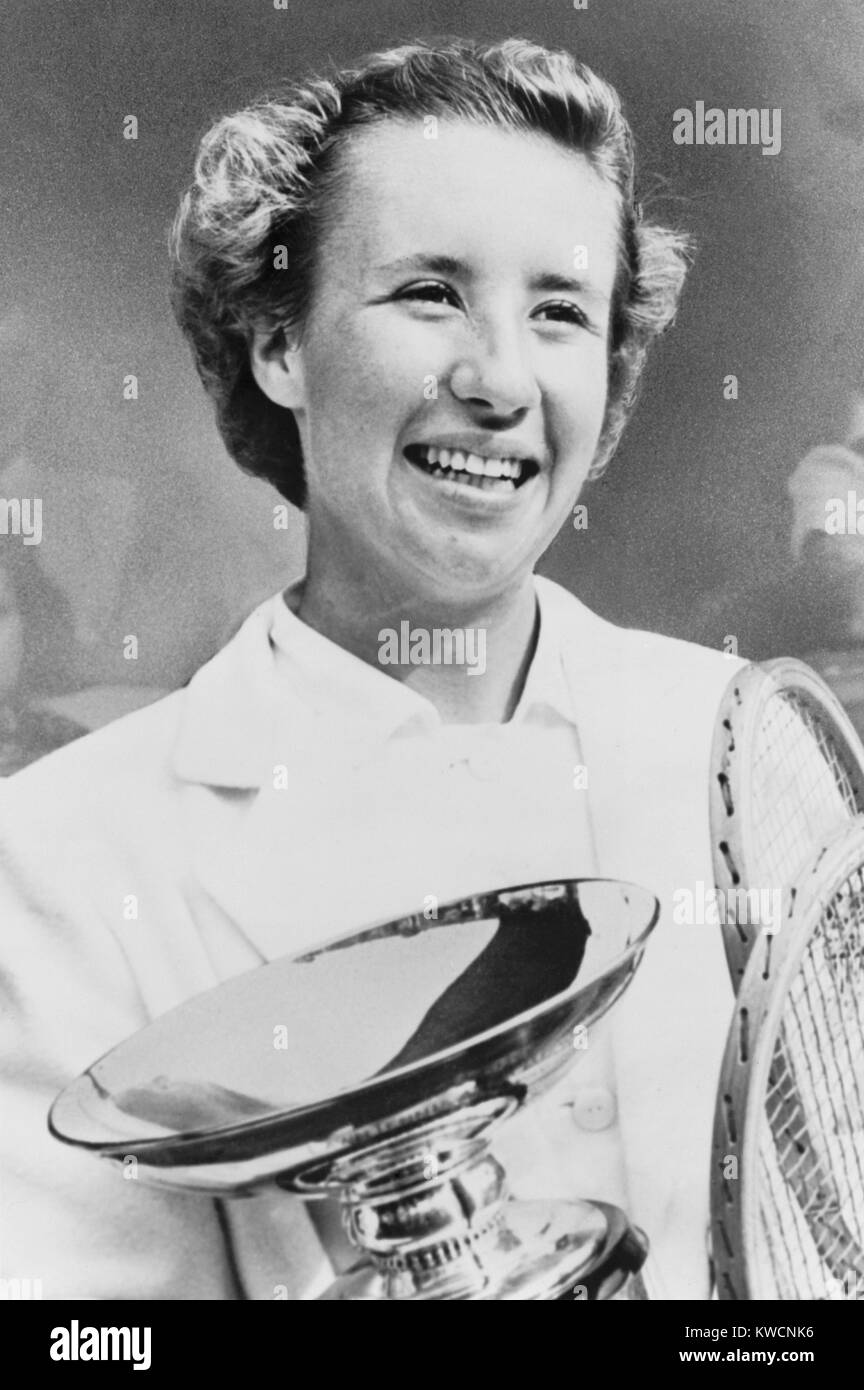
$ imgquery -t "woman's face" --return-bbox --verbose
[278,118,620,604]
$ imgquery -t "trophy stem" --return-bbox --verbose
[315,1112,645,1300]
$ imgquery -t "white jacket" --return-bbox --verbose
[0,578,745,1299]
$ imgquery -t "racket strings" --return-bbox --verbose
[758,870,864,1298]
[758,1149,820,1299]
[751,694,860,891]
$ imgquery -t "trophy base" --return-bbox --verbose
[319,1198,647,1301]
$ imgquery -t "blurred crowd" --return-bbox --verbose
[0,297,304,780]
[693,390,864,739]
[0,554,86,775]
[0,549,169,776]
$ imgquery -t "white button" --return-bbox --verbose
[569,1085,617,1132]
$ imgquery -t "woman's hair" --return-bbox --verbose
[171,36,692,509]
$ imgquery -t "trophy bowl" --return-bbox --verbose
[51,877,659,1300]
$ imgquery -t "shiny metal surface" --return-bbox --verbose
[50,878,658,1196]
[50,876,658,1298]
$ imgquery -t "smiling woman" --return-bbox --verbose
[251,121,618,654]
[171,38,691,720]
[1,36,749,1302]
[171,40,688,510]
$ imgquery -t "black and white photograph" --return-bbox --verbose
[2,0,864,1343]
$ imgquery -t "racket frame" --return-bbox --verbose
[711,816,864,1301]
[710,657,864,991]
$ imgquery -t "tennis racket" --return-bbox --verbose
[710,818,864,1300]
[710,657,864,989]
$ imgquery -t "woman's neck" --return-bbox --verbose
[295,565,540,724]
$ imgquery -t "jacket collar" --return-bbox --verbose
[171,576,618,789]
[172,599,283,789]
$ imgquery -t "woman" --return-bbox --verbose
[0,37,744,1299]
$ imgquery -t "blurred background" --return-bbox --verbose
[2,0,864,769]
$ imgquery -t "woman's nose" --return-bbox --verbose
[449,326,541,416]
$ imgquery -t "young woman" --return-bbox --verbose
[0,37,744,1300]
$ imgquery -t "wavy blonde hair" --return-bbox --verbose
[171,37,691,507]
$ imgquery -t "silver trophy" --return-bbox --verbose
[51,878,658,1300]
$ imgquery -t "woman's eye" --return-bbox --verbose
[397,282,459,307]
[534,300,590,328]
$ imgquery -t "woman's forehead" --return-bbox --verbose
[324,119,620,282]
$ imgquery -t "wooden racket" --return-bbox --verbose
[710,657,864,990]
[711,818,864,1300]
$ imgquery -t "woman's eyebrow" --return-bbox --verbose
[374,255,609,303]
[373,253,466,277]
[530,271,610,305]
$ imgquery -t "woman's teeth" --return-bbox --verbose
[409,445,532,492]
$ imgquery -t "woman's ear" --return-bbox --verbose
[249,327,307,410]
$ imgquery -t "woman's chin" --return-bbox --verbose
[396,544,534,608]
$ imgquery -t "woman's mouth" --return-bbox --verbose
[403,444,540,494]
